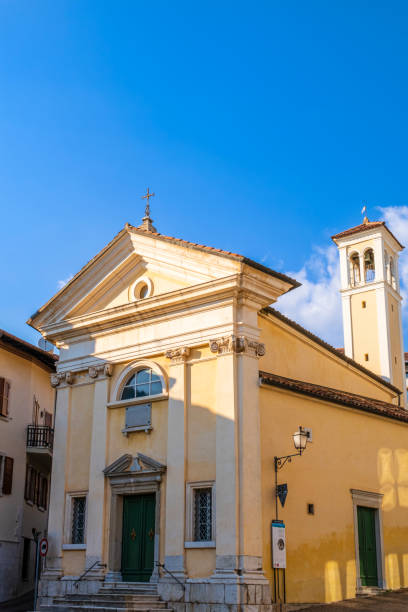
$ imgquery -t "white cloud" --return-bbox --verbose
[276,206,408,349]
[276,245,343,347]
[57,275,73,290]
[378,206,408,311]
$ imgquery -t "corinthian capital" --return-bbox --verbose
[50,371,75,387]
[209,335,265,358]
[165,347,190,363]
[88,363,113,379]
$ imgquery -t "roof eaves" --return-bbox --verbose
[259,371,408,424]
[261,306,401,396]
[129,226,300,288]
[0,330,58,370]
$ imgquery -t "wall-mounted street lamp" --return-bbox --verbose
[274,426,311,519]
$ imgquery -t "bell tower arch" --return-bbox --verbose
[332,218,405,397]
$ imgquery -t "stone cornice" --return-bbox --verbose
[209,335,265,358]
[51,363,113,387]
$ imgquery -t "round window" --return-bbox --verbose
[139,284,149,299]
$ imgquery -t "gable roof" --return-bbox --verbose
[331,220,404,249]
[28,224,300,325]
[260,371,408,424]
[0,329,58,371]
[128,225,301,288]
[261,306,401,396]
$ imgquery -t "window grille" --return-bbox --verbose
[71,497,86,544]
[194,487,212,541]
[121,368,162,400]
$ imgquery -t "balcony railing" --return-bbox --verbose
[27,425,54,451]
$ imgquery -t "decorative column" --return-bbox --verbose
[163,347,190,579]
[210,336,269,589]
[44,374,73,577]
[86,364,112,575]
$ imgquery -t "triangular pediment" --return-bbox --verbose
[28,225,298,336]
[103,453,166,477]
[28,226,245,331]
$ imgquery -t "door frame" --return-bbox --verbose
[350,489,385,593]
[104,454,166,583]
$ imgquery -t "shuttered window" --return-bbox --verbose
[2,456,13,495]
[24,465,48,509]
[0,378,10,417]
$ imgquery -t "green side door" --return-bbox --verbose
[121,493,156,582]
[357,506,378,587]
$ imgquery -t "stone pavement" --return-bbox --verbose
[0,590,34,612]
[296,588,408,611]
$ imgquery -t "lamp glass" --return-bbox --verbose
[293,429,307,450]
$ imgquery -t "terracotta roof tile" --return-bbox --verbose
[259,371,408,424]
[331,221,404,249]
[0,329,58,370]
[261,307,401,395]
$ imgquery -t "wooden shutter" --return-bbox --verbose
[44,412,52,427]
[0,378,8,416]
[2,456,13,494]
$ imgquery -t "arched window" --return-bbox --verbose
[350,252,360,286]
[390,257,396,289]
[120,368,162,400]
[364,249,375,283]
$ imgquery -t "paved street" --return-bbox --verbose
[297,589,408,610]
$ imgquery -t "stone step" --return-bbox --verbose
[54,595,163,602]
[53,599,168,608]
[40,604,173,612]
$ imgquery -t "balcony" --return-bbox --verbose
[26,425,54,469]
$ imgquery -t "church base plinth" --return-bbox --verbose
[158,571,275,612]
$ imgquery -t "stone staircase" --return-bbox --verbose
[39,582,174,612]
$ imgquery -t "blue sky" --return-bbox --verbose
[1,1,408,348]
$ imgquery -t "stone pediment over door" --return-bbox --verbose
[103,453,166,486]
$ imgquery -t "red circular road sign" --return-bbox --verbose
[39,538,48,557]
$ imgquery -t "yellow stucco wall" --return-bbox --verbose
[66,384,94,491]
[260,386,408,604]
[350,290,381,375]
[258,313,395,403]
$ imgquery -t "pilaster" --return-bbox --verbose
[210,335,268,583]
[43,383,71,577]
[164,346,190,579]
[86,365,112,574]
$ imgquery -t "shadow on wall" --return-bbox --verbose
[323,447,408,603]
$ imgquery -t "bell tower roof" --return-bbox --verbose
[332,220,404,250]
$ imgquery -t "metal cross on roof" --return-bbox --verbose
[139,188,157,232]
[141,187,155,217]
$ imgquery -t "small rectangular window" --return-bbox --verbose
[364,353,369,362]
[71,497,86,544]
[362,301,366,308]
[194,487,213,542]
[0,378,10,417]
[2,456,13,495]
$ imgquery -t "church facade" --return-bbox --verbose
[30,213,408,610]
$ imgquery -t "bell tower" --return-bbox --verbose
[332,218,405,396]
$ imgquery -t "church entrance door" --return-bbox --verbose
[121,493,156,582]
[357,506,378,587]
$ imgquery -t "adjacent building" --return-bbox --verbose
[29,212,408,610]
[0,330,56,602]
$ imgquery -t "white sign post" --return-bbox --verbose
[271,521,286,569]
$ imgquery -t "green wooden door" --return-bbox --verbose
[357,506,378,587]
[121,494,156,582]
